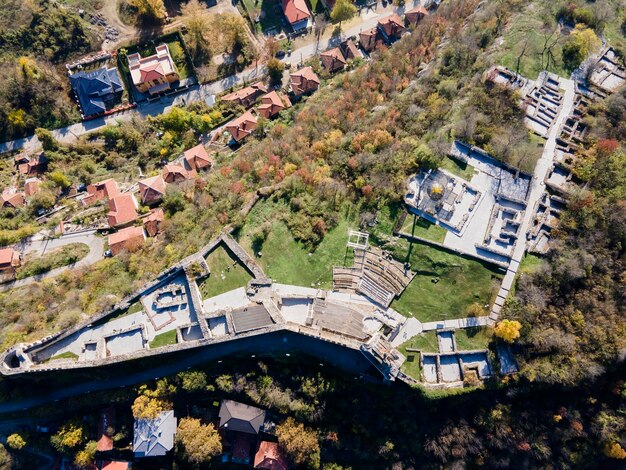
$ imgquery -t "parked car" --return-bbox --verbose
[104,249,113,258]
[275,50,286,59]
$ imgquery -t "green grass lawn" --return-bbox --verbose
[237,202,359,289]
[149,330,177,349]
[241,0,284,33]
[518,253,544,276]
[166,40,191,80]
[400,331,439,353]
[454,327,492,351]
[16,243,90,280]
[199,247,253,299]
[400,214,447,243]
[438,155,474,180]
[391,241,502,322]
[49,351,79,361]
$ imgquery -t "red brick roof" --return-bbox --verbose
[226,111,258,142]
[222,82,268,108]
[0,248,19,269]
[405,5,428,24]
[138,175,166,205]
[183,144,213,172]
[24,177,41,197]
[83,179,119,206]
[108,226,145,256]
[1,192,25,208]
[258,91,287,119]
[163,164,193,184]
[100,461,130,470]
[282,0,311,24]
[254,441,288,470]
[107,193,138,228]
[320,48,347,73]
[378,14,406,38]
[143,208,164,237]
[290,67,320,96]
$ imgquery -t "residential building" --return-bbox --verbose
[183,144,213,172]
[377,14,406,43]
[96,462,130,470]
[133,409,177,458]
[97,407,115,452]
[108,226,146,256]
[82,179,119,207]
[23,177,41,197]
[258,91,291,119]
[16,153,46,176]
[138,175,166,205]
[0,248,21,274]
[1,191,25,209]
[281,0,311,31]
[320,48,347,73]
[226,111,258,143]
[219,400,267,465]
[107,193,138,228]
[221,82,268,109]
[162,164,193,184]
[405,5,428,26]
[254,441,289,470]
[290,67,320,96]
[143,208,164,237]
[359,27,380,53]
[69,67,124,117]
[340,39,363,61]
[127,44,179,95]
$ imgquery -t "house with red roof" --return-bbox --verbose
[290,67,320,96]
[254,441,289,470]
[0,248,21,274]
[128,44,180,95]
[97,407,115,452]
[82,179,119,207]
[16,153,46,176]
[226,111,258,143]
[221,82,268,109]
[143,208,164,237]
[138,175,166,206]
[96,461,130,470]
[377,14,406,43]
[281,0,311,31]
[1,191,25,209]
[24,177,41,197]
[359,27,381,53]
[183,144,213,172]
[258,91,291,119]
[162,164,193,184]
[107,193,139,228]
[340,39,363,61]
[108,226,145,256]
[320,48,347,73]
[405,5,428,26]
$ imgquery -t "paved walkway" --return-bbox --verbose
[0,231,104,291]
[390,315,489,347]
[489,77,576,325]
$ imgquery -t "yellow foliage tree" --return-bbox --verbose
[604,442,626,459]
[176,417,222,464]
[131,0,166,22]
[74,441,97,468]
[50,420,86,452]
[276,417,320,468]
[6,433,25,450]
[494,319,522,343]
[132,395,170,420]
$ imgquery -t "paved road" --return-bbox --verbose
[0,3,402,155]
[0,230,104,291]
[489,78,576,324]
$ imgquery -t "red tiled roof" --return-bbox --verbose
[226,111,258,142]
[378,14,406,37]
[0,248,19,268]
[405,5,428,24]
[97,407,115,452]
[83,179,119,206]
[101,461,130,470]
[320,48,347,72]
[183,144,213,172]
[162,164,193,183]
[258,91,286,119]
[138,175,166,205]
[254,441,288,470]
[108,226,145,256]
[281,0,311,24]
[107,193,138,228]
[2,192,25,208]
[24,178,41,197]
[359,27,381,52]
[290,67,320,96]
[222,82,268,108]
[143,208,164,237]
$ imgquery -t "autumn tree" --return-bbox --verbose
[74,441,97,469]
[132,395,171,420]
[51,419,86,453]
[604,442,626,459]
[181,0,212,61]
[494,319,522,343]
[267,58,285,86]
[6,433,25,450]
[275,417,320,468]
[176,417,222,464]
[131,0,167,22]
[562,24,601,70]
[178,370,208,392]
[330,0,357,27]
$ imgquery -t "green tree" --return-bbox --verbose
[131,0,167,22]
[181,0,212,61]
[35,128,58,151]
[49,170,72,190]
[178,370,208,392]
[176,417,222,464]
[562,24,601,70]
[267,58,285,86]
[6,434,25,450]
[330,0,357,26]
[275,417,320,468]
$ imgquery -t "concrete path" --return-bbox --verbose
[0,231,104,291]
[391,315,489,347]
[489,77,576,325]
